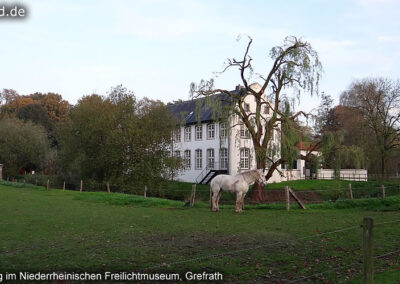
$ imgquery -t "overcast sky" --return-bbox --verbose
[1,0,399,113]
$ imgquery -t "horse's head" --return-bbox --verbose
[257,169,267,184]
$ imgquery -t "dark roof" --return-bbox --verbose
[168,89,241,125]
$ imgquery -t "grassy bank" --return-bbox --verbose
[11,177,400,204]
[2,180,400,211]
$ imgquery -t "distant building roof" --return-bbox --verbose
[167,87,242,125]
[298,141,320,152]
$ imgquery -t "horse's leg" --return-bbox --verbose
[211,186,219,212]
[241,192,246,211]
[235,192,243,213]
[216,190,223,211]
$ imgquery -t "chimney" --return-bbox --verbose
[235,84,242,92]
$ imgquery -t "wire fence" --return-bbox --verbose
[3,173,400,208]
[142,219,400,283]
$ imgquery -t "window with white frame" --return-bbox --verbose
[207,123,215,139]
[220,148,228,169]
[220,122,227,138]
[240,148,250,169]
[184,126,191,141]
[206,148,215,169]
[174,129,181,142]
[244,103,250,112]
[184,150,191,169]
[195,125,202,140]
[240,124,250,138]
[195,149,202,169]
[264,105,270,115]
[174,150,180,158]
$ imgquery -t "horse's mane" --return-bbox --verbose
[237,170,260,182]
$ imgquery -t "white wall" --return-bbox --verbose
[317,169,368,181]
[173,122,227,183]
[228,85,281,182]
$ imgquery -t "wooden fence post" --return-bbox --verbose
[144,185,147,198]
[63,181,65,192]
[80,180,83,193]
[363,217,374,284]
[288,187,306,209]
[190,184,196,207]
[285,186,290,211]
[107,182,110,194]
[381,185,385,198]
[46,179,49,191]
[348,184,353,200]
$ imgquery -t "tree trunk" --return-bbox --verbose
[249,144,268,203]
[381,155,387,180]
[250,181,267,203]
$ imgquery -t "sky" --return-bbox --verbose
[1,0,400,113]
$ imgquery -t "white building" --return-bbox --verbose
[168,83,284,184]
[168,83,368,183]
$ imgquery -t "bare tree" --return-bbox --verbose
[191,36,322,202]
[340,78,400,179]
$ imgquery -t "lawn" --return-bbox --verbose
[0,182,399,283]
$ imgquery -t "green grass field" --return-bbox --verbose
[0,182,399,283]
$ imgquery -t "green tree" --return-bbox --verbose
[57,86,181,187]
[314,92,334,136]
[191,36,322,202]
[29,92,70,123]
[17,103,54,133]
[0,119,49,178]
[0,89,35,119]
[0,90,70,123]
[340,78,400,179]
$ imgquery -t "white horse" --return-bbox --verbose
[210,169,267,213]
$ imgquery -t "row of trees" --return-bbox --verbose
[0,86,181,187]
[1,35,399,202]
[315,78,400,179]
